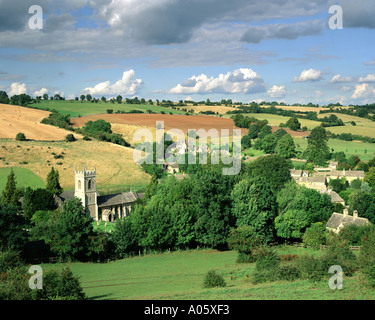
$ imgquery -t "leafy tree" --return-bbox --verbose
[349,190,375,224]
[286,117,301,131]
[275,134,296,159]
[22,187,57,220]
[302,222,327,249]
[112,218,138,258]
[1,169,20,207]
[43,93,49,101]
[257,125,273,140]
[365,167,375,189]
[276,181,334,240]
[83,119,112,134]
[258,134,277,154]
[231,177,277,243]
[65,134,76,142]
[85,94,92,101]
[50,198,95,261]
[275,209,310,240]
[247,155,291,193]
[0,204,28,251]
[0,91,10,104]
[15,132,26,141]
[274,128,288,141]
[46,167,63,196]
[248,124,259,139]
[304,126,330,166]
[241,135,252,149]
[191,171,235,250]
[80,94,85,101]
[116,95,123,104]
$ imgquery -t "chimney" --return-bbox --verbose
[353,210,358,219]
[343,209,349,217]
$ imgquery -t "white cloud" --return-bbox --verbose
[351,83,375,99]
[83,70,144,96]
[34,88,48,97]
[169,68,266,95]
[359,73,375,83]
[267,85,286,99]
[330,74,354,83]
[293,68,323,82]
[8,82,27,96]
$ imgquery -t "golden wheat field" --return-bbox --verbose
[0,104,83,141]
[0,139,150,191]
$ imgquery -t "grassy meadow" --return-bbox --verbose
[0,139,150,192]
[0,167,45,193]
[32,100,187,117]
[41,248,375,300]
[223,113,322,131]
[294,137,375,161]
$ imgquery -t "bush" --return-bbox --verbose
[276,264,301,282]
[203,270,226,289]
[16,133,26,141]
[227,226,262,263]
[65,134,76,142]
[251,246,280,284]
[34,267,86,300]
[0,249,22,273]
[302,222,326,249]
[295,254,326,282]
[321,240,358,277]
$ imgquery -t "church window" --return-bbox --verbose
[78,180,82,189]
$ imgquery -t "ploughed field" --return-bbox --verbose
[71,114,244,139]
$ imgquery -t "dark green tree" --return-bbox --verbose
[0,91,10,104]
[248,124,259,140]
[1,169,20,207]
[275,134,296,159]
[286,117,301,131]
[231,177,277,243]
[247,155,291,193]
[22,187,57,221]
[0,204,28,251]
[50,198,95,261]
[304,126,330,166]
[46,167,63,196]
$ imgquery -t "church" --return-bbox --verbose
[55,166,144,222]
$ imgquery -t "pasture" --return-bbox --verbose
[0,167,45,193]
[32,101,187,117]
[294,137,375,161]
[0,139,150,192]
[223,113,321,131]
[41,248,375,300]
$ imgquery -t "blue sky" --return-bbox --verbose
[1,0,375,105]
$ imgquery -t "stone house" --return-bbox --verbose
[162,162,180,174]
[326,209,369,234]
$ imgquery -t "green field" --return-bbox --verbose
[0,167,45,193]
[31,101,187,117]
[223,113,321,130]
[41,248,375,300]
[294,138,375,161]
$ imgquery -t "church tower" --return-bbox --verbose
[74,166,98,220]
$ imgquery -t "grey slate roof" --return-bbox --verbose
[97,192,142,208]
[326,212,369,230]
